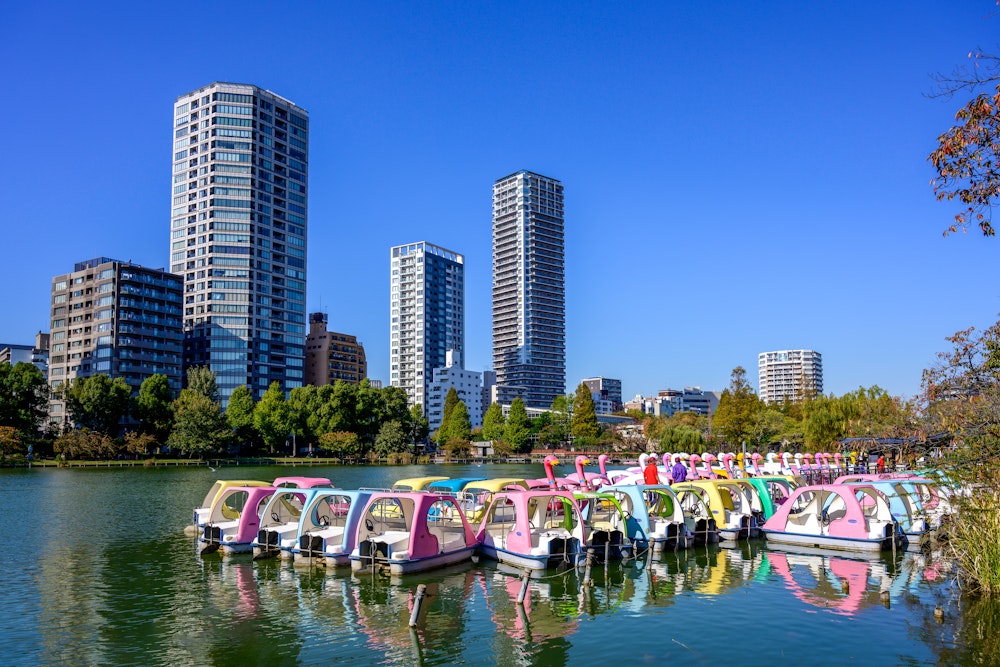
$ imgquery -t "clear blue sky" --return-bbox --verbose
[2,1,998,402]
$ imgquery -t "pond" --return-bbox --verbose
[1,463,995,666]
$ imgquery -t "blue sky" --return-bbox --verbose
[2,1,998,402]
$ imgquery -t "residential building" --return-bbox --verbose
[389,241,465,412]
[304,312,367,385]
[491,170,565,409]
[0,332,50,377]
[582,377,623,413]
[170,82,308,405]
[758,349,823,404]
[624,387,720,417]
[48,257,183,429]
[426,350,483,433]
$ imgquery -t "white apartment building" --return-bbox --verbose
[758,349,823,404]
[389,242,465,412]
[426,350,483,434]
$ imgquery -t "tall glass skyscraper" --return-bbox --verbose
[389,242,465,412]
[491,170,565,408]
[170,83,308,404]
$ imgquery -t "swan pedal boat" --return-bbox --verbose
[761,484,905,553]
[476,489,586,571]
[604,484,692,552]
[350,491,478,575]
[672,479,762,541]
[572,490,634,561]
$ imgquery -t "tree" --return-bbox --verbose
[62,374,132,435]
[318,430,361,459]
[750,409,786,450]
[0,425,22,462]
[121,431,156,457]
[0,362,49,436]
[134,374,174,442]
[438,388,460,444]
[54,429,116,459]
[186,366,219,402]
[448,401,472,442]
[168,389,230,456]
[254,382,293,454]
[504,398,532,453]
[571,383,601,440]
[712,366,764,448]
[408,404,430,445]
[922,320,1000,482]
[435,388,459,446]
[373,420,409,457]
[225,385,256,453]
[482,403,505,441]
[928,50,1000,236]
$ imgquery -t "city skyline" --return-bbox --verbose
[4,3,1000,402]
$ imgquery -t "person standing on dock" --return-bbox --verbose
[643,454,661,484]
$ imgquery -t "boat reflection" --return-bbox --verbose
[765,546,903,616]
[350,563,479,665]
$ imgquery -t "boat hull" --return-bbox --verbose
[478,542,581,571]
[762,529,900,553]
[350,545,477,575]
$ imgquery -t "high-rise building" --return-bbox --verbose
[389,242,465,412]
[491,170,565,408]
[48,257,183,430]
[170,82,308,404]
[758,349,823,404]
[304,312,367,386]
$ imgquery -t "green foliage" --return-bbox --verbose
[648,423,704,451]
[318,430,361,458]
[440,388,459,441]
[225,385,256,451]
[168,389,230,456]
[409,404,430,444]
[750,409,787,449]
[712,367,764,447]
[135,374,174,442]
[0,362,49,436]
[449,401,471,441]
[482,403,505,441]
[571,383,601,440]
[504,398,532,453]
[62,374,132,436]
[373,420,409,457]
[442,435,472,460]
[186,366,219,402]
[254,382,292,453]
[800,386,919,451]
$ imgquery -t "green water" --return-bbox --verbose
[0,463,994,666]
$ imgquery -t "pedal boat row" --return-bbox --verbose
[190,466,953,576]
